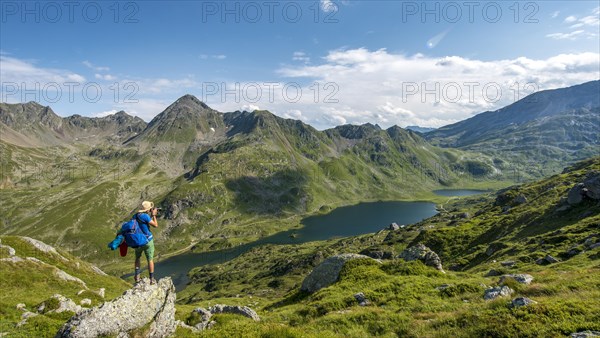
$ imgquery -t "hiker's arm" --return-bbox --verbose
[149,209,158,228]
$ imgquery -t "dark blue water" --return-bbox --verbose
[146,201,437,290]
[433,189,488,197]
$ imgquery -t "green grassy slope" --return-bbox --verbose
[171,157,600,337]
[0,236,130,337]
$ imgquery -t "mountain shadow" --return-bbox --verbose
[225,169,310,215]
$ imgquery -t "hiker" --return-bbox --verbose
[134,201,159,284]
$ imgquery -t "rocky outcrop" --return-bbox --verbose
[510,297,537,308]
[388,223,400,230]
[181,305,259,332]
[354,292,370,306]
[536,255,559,265]
[499,274,534,285]
[38,294,82,314]
[484,286,514,300]
[21,237,68,261]
[567,172,600,205]
[56,278,176,338]
[209,304,260,321]
[301,254,379,293]
[571,331,600,338]
[398,244,444,272]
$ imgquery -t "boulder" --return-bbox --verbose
[499,274,534,285]
[484,286,513,300]
[209,305,260,322]
[301,254,379,293]
[80,299,91,306]
[388,222,400,230]
[510,297,537,308]
[513,195,527,205]
[500,261,516,267]
[38,294,81,314]
[571,331,600,338]
[568,183,585,205]
[56,278,176,338]
[398,244,444,272]
[583,172,600,200]
[536,255,559,265]
[191,307,215,330]
[485,269,502,277]
[353,292,370,306]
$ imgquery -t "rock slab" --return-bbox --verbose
[301,254,378,293]
[398,244,444,272]
[56,277,176,338]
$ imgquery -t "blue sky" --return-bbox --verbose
[1,0,599,129]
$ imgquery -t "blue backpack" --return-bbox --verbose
[120,216,151,248]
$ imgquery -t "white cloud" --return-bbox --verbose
[270,48,600,129]
[200,54,227,60]
[92,109,119,117]
[292,51,310,63]
[546,30,586,40]
[551,11,560,18]
[550,7,600,40]
[0,55,86,87]
[94,73,117,81]
[241,104,260,112]
[82,60,110,72]
[320,0,337,13]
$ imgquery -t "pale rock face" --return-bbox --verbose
[301,254,380,293]
[56,278,177,338]
[398,243,444,272]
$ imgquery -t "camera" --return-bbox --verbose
[151,207,162,213]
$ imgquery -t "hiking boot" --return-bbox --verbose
[134,275,141,285]
[150,277,156,285]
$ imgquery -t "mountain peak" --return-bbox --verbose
[173,94,210,110]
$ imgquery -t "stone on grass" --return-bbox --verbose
[301,254,379,293]
[398,244,444,272]
[510,297,537,308]
[499,274,534,285]
[484,286,514,300]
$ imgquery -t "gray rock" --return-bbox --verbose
[583,173,600,200]
[589,242,600,250]
[90,265,108,276]
[499,274,534,285]
[191,307,214,330]
[485,269,502,277]
[458,212,470,219]
[536,255,560,265]
[510,297,537,308]
[568,183,585,205]
[16,303,26,311]
[484,286,514,300]
[0,243,16,256]
[209,304,260,321]
[388,222,400,230]
[301,254,379,293]
[500,261,516,267]
[353,292,370,306]
[39,294,81,314]
[513,195,527,205]
[398,244,444,272]
[570,331,600,338]
[54,269,87,288]
[556,205,571,212]
[436,284,452,290]
[21,237,68,261]
[80,299,91,306]
[16,311,38,327]
[97,288,105,299]
[56,278,176,338]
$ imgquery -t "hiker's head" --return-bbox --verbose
[138,201,154,213]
